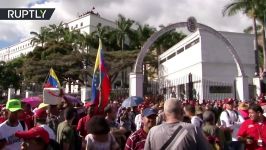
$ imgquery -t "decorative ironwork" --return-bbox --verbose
[187,17,197,33]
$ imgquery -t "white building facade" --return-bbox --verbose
[159,29,255,101]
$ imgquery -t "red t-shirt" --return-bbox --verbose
[238,118,266,150]
[77,115,91,137]
[0,116,6,124]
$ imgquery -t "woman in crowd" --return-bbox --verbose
[202,111,225,150]
[85,115,120,150]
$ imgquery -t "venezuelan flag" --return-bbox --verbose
[46,68,61,88]
[90,39,111,113]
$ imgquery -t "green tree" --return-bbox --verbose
[222,0,261,73]
[30,27,51,48]
[115,14,135,51]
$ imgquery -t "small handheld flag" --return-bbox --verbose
[45,68,61,88]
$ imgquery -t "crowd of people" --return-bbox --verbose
[0,95,265,150]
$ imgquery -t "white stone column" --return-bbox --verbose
[8,88,15,100]
[235,76,249,101]
[253,77,261,98]
[25,90,30,98]
[129,72,143,97]
[81,86,90,103]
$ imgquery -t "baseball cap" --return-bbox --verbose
[6,99,22,112]
[38,103,49,109]
[34,108,47,119]
[15,126,49,144]
[142,108,157,117]
[225,98,234,104]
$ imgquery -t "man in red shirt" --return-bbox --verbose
[238,104,266,150]
[124,107,157,150]
[21,103,34,129]
[77,103,95,137]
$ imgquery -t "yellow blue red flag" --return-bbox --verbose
[90,39,111,113]
[46,68,61,88]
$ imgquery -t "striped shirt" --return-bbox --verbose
[124,128,147,150]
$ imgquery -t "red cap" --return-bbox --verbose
[225,98,234,104]
[15,126,49,144]
[85,102,95,108]
[34,108,47,119]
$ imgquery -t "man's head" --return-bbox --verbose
[16,126,49,150]
[203,111,215,125]
[164,98,183,121]
[22,103,31,113]
[249,104,264,122]
[64,107,77,122]
[226,99,234,110]
[6,99,22,123]
[184,104,195,117]
[104,104,116,120]
[34,108,47,125]
[142,108,157,130]
[47,105,59,116]
[85,103,95,116]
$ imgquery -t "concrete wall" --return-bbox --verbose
[159,30,203,80]
[158,29,255,100]
[200,30,255,83]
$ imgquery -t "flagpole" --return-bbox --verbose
[43,68,51,88]
[98,39,102,111]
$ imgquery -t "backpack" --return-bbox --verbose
[205,127,222,150]
[217,110,239,142]
[225,110,239,124]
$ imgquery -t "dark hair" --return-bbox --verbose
[104,105,112,114]
[35,117,46,124]
[87,115,110,135]
[185,104,195,114]
[249,104,263,114]
[64,107,76,121]
[203,111,215,124]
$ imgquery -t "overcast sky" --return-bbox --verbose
[0,0,252,49]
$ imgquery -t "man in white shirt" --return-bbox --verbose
[184,104,203,127]
[0,99,26,150]
[220,99,244,149]
[134,104,145,130]
[34,108,56,140]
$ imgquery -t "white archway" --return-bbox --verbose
[130,18,249,101]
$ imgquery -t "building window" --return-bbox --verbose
[80,22,83,27]
[71,26,73,30]
[176,47,184,54]
[167,52,176,60]
[159,58,167,64]
[209,86,232,93]
[75,24,78,28]
[185,38,200,50]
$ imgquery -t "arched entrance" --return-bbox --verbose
[129,17,249,101]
